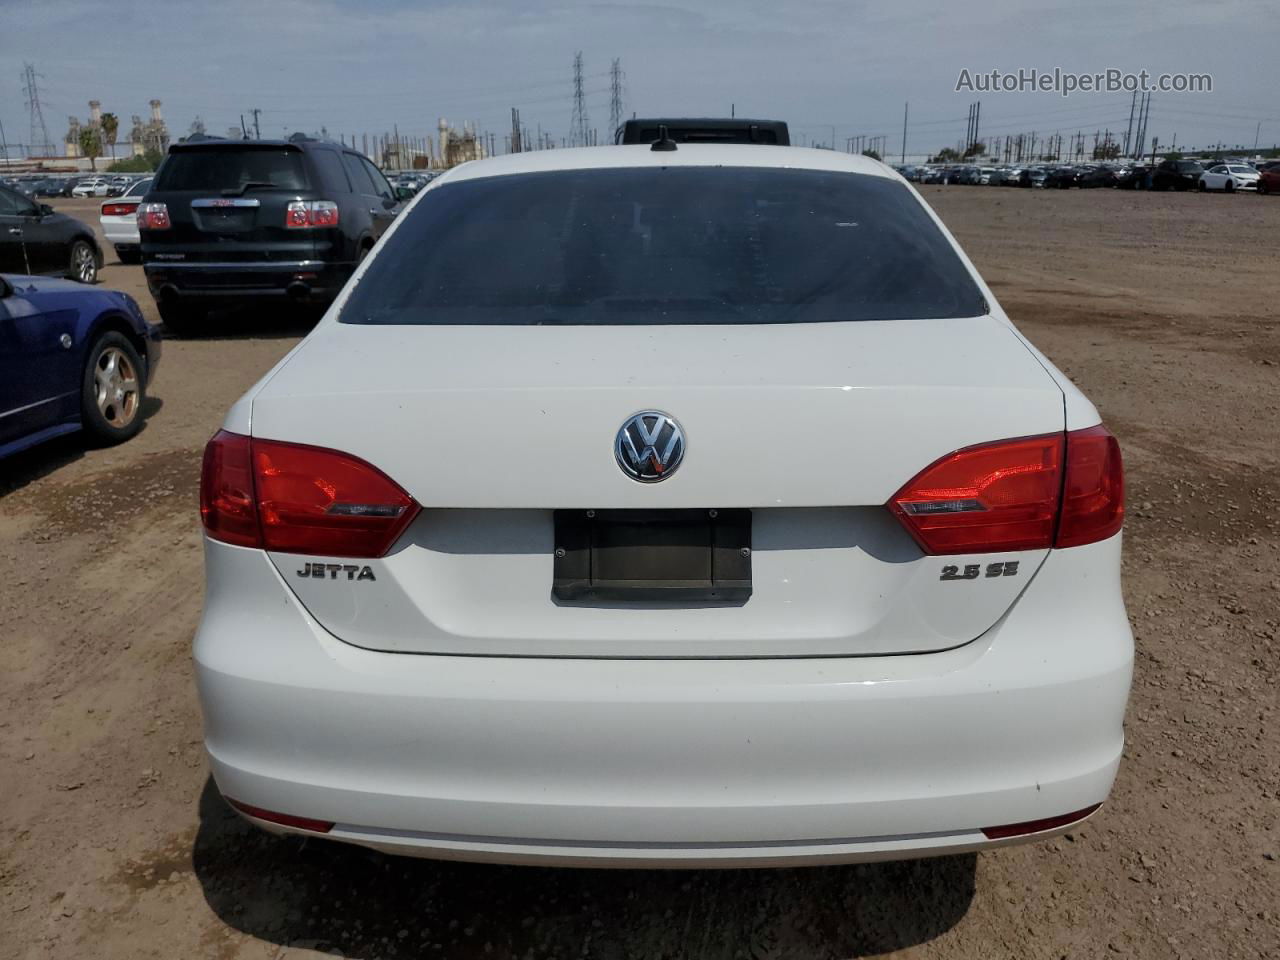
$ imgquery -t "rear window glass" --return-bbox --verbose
[152,148,309,192]
[341,167,986,326]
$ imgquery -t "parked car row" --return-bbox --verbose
[894,157,1278,193]
[0,172,154,199]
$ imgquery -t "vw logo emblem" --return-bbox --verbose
[615,411,685,482]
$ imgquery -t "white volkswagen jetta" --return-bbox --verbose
[195,144,1131,867]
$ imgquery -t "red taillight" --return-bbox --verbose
[1055,425,1124,547]
[285,200,339,229]
[981,803,1101,840]
[225,798,334,833]
[137,202,170,230]
[200,431,259,548]
[891,433,1065,554]
[890,425,1124,555]
[199,430,418,557]
[102,202,139,217]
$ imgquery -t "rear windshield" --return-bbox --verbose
[152,148,309,192]
[340,167,986,326]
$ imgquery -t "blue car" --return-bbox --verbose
[1,274,161,459]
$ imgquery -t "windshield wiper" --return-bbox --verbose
[221,181,278,196]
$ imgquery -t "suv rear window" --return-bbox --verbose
[341,167,986,326]
[152,147,310,192]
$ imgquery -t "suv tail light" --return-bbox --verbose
[137,202,170,230]
[285,200,340,229]
[102,201,140,217]
[200,431,419,557]
[890,425,1123,555]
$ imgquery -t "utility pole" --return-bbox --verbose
[250,108,262,140]
[609,58,623,139]
[569,51,589,147]
[901,101,908,163]
[22,63,53,156]
[1124,91,1136,157]
[0,117,8,163]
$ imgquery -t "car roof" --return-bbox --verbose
[168,137,343,153]
[435,144,896,187]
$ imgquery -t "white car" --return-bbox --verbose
[195,146,1132,868]
[99,178,152,264]
[1198,164,1259,192]
[71,177,110,198]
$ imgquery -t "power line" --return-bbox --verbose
[570,51,590,147]
[22,63,53,156]
[609,58,623,140]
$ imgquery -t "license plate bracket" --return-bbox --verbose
[553,509,751,602]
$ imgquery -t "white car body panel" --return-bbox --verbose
[195,145,1131,865]
[197,533,1130,866]
[99,178,152,251]
[72,178,109,197]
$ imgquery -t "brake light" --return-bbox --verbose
[102,202,139,217]
[137,202,170,230]
[889,425,1124,555]
[891,433,1064,554]
[285,200,340,229]
[200,430,418,557]
[200,431,258,548]
[1055,425,1124,547]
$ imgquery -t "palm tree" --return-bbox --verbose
[100,112,119,160]
[78,126,102,171]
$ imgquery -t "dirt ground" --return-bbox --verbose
[1,189,1276,960]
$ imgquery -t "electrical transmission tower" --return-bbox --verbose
[22,63,53,156]
[570,51,590,147]
[609,58,623,139]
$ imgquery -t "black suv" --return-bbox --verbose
[617,118,790,146]
[140,136,410,333]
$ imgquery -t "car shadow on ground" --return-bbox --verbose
[0,396,163,498]
[192,778,976,959]
[161,304,324,342]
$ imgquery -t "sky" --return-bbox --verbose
[2,0,1277,160]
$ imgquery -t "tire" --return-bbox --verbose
[116,248,141,265]
[1224,180,1234,193]
[81,331,145,445]
[1198,180,1207,192]
[69,239,98,284]
[158,301,208,337]
[1260,180,1269,195]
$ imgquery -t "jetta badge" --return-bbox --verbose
[615,411,685,482]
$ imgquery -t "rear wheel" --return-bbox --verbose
[81,332,145,445]
[69,240,98,284]
[116,248,141,265]
[158,302,208,337]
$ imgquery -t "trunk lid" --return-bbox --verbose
[252,316,1065,657]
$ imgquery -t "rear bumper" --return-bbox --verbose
[102,218,139,248]
[194,535,1132,867]
[143,260,352,303]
